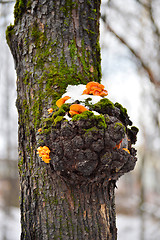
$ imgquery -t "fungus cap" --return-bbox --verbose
[56,96,71,108]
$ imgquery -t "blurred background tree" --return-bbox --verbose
[0,0,160,239]
[100,1,160,239]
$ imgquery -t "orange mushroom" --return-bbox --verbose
[37,146,51,163]
[38,128,42,132]
[122,148,130,154]
[98,84,105,90]
[82,89,90,95]
[47,108,53,114]
[86,81,98,89]
[100,90,108,97]
[90,88,101,96]
[114,140,130,154]
[70,104,89,113]
[82,81,108,97]
[69,110,79,117]
[69,104,89,116]
[56,96,71,108]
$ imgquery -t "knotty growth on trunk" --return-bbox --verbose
[6,0,138,239]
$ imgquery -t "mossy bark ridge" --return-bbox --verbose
[6,0,138,239]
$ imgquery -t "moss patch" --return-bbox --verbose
[53,104,70,118]
[90,98,115,114]
[72,111,93,121]
[114,122,126,133]
[14,0,31,24]
[114,102,127,116]
[114,102,132,126]
[84,126,99,134]
[41,104,69,133]
[6,24,15,46]
[53,116,64,126]
[72,111,107,129]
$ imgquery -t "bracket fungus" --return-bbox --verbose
[36,82,138,186]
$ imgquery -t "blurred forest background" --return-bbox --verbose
[0,0,160,239]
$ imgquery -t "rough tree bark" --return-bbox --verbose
[6,0,138,239]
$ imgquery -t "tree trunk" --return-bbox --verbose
[6,0,138,239]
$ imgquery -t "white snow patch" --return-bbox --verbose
[92,111,100,115]
[62,84,107,105]
[64,114,72,121]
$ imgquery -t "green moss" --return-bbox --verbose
[37,139,45,146]
[114,102,127,116]
[72,111,107,129]
[26,144,30,152]
[12,1,102,139]
[52,196,58,206]
[84,28,96,35]
[18,157,23,174]
[31,21,47,49]
[104,114,110,123]
[84,126,99,134]
[14,0,25,24]
[53,104,70,118]
[25,25,101,111]
[81,98,93,109]
[41,104,70,133]
[14,0,31,24]
[33,44,91,105]
[91,98,115,113]
[96,115,107,128]
[29,80,44,128]
[114,122,126,133]
[131,126,139,133]
[53,116,64,125]
[27,0,31,8]
[59,0,78,17]
[69,40,78,61]
[72,111,93,121]
[23,71,31,85]
[88,16,95,21]
[22,99,30,136]
[95,38,102,80]
[31,22,42,42]
[6,24,15,46]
